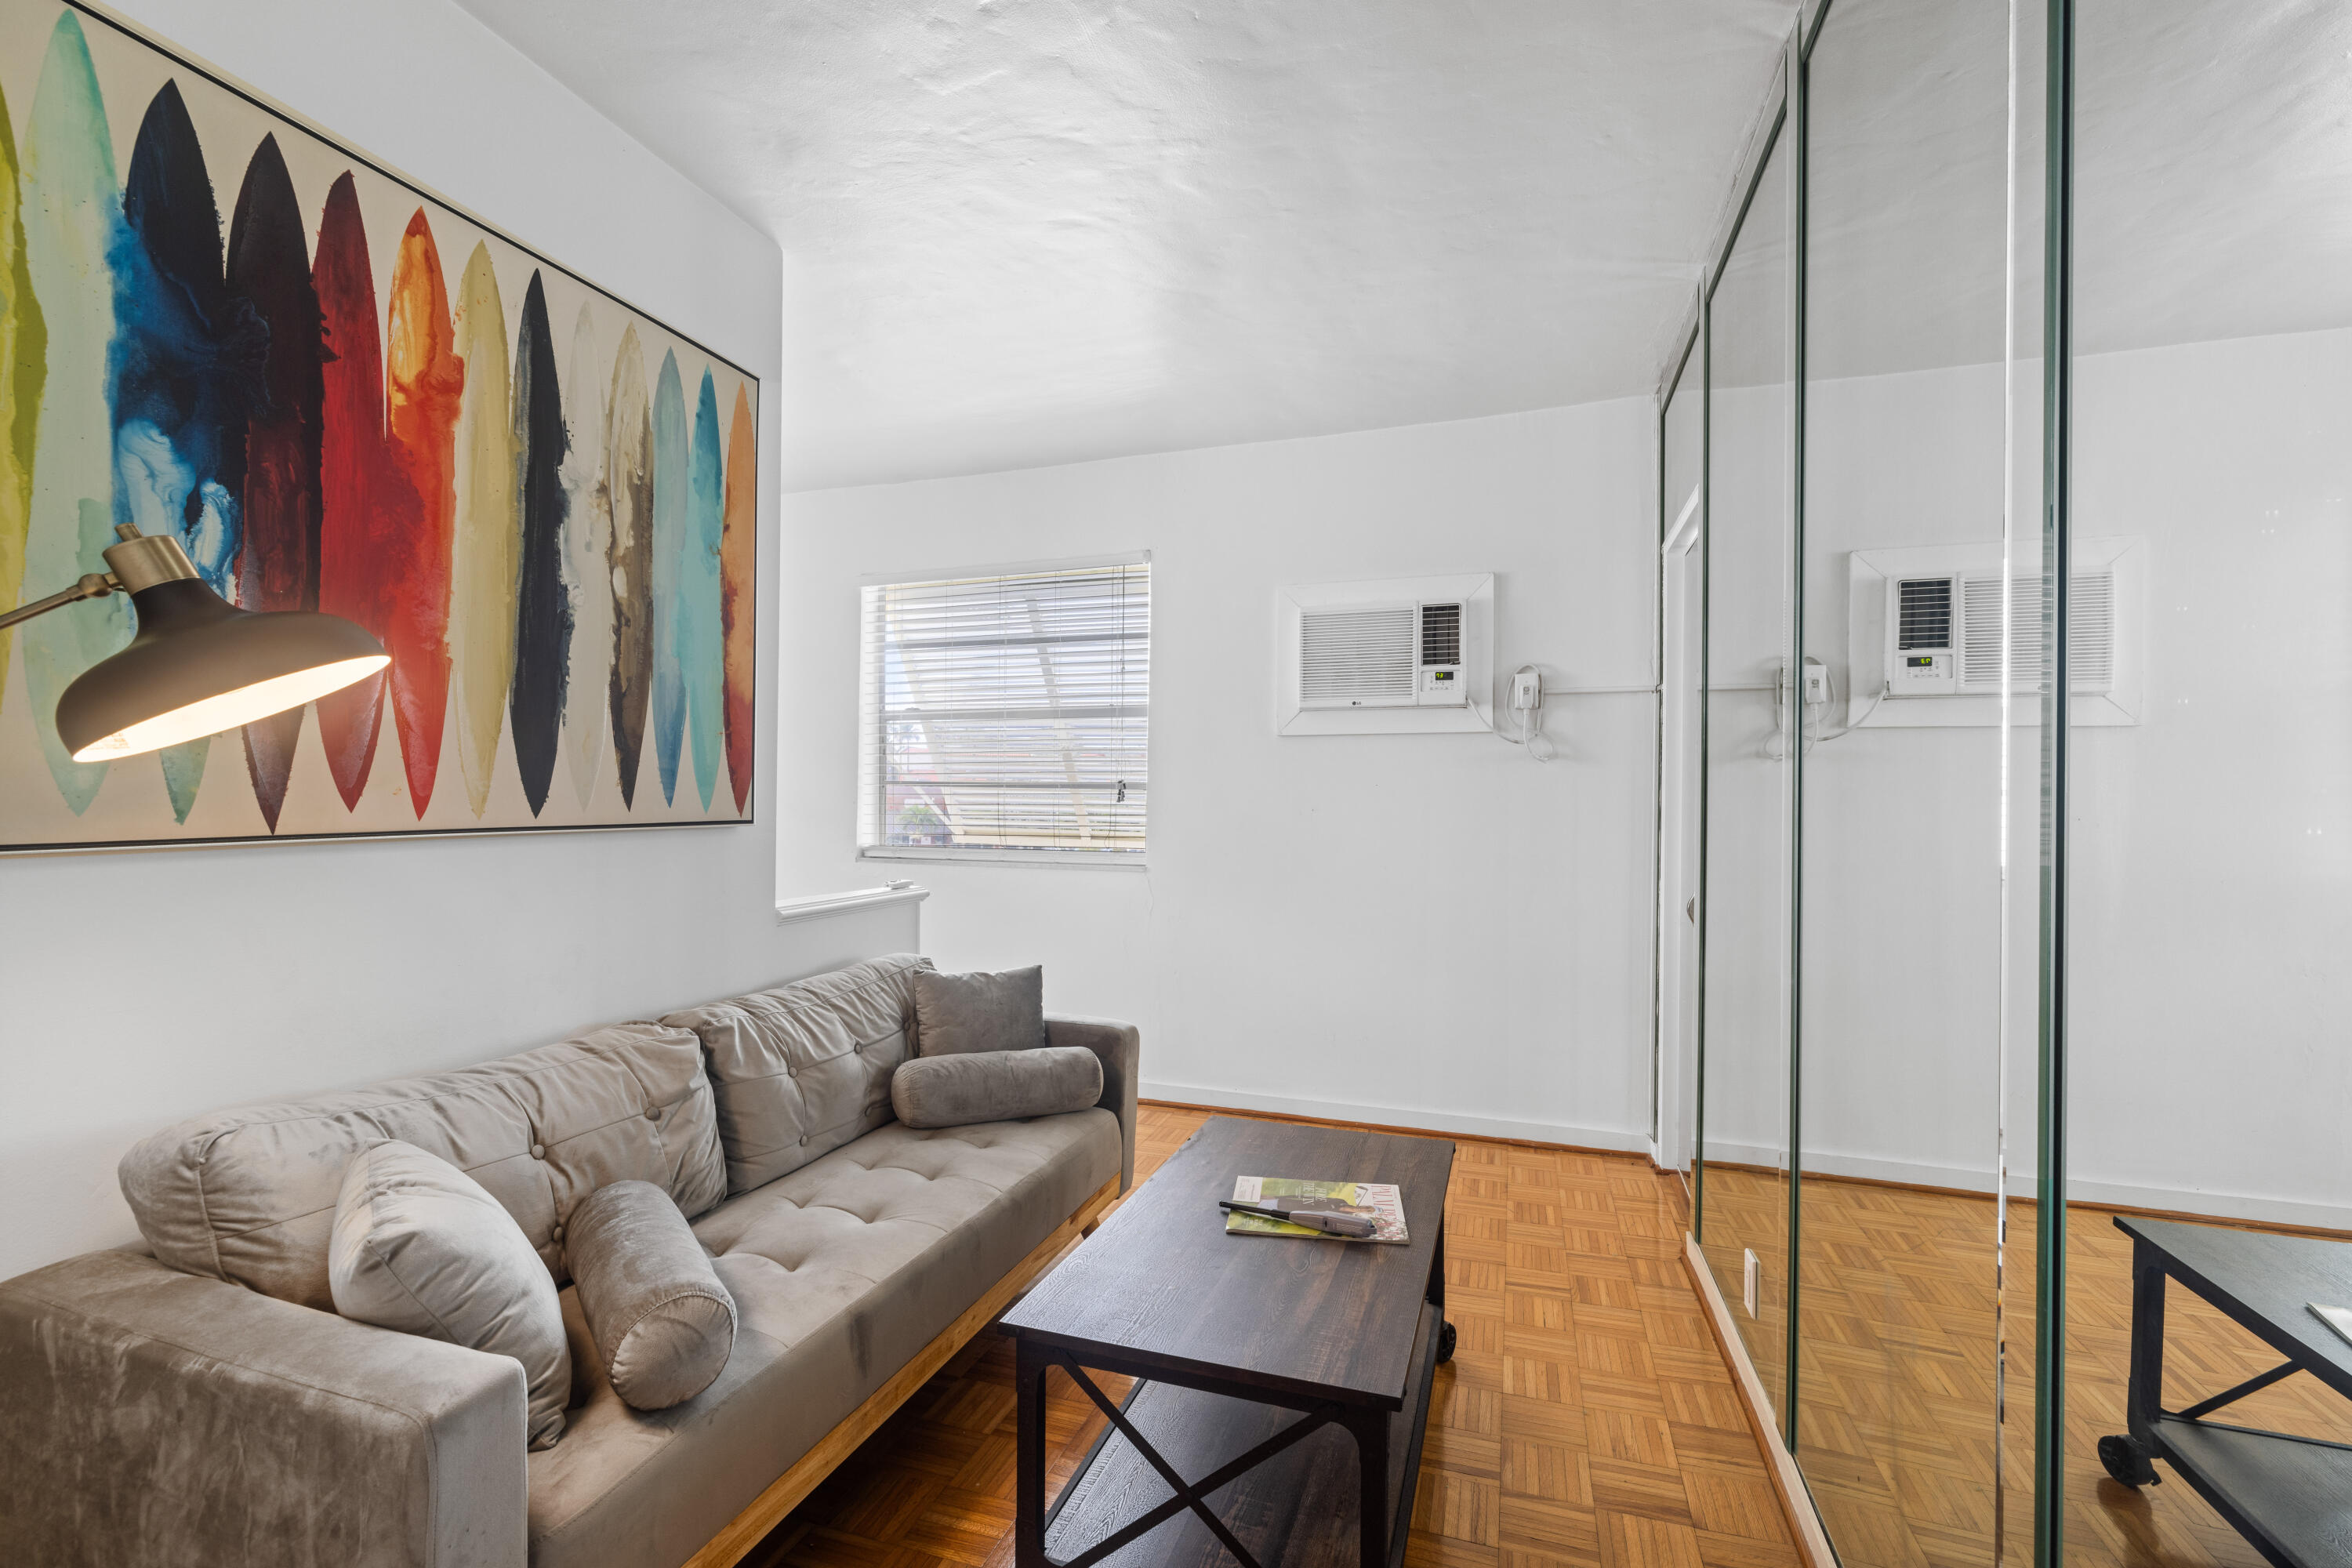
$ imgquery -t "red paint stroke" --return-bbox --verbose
[720,383,756,815]
[382,209,463,816]
[313,173,416,810]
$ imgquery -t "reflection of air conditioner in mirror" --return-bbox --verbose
[1851,539,2139,728]
[1277,574,1494,735]
[1884,568,2115,698]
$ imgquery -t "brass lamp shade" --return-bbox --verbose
[58,576,389,764]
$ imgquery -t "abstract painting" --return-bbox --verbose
[0,1,760,850]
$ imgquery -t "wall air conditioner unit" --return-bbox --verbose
[1886,568,2117,699]
[1276,574,1494,735]
[1850,537,2140,728]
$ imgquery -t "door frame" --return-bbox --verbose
[1654,481,1704,1182]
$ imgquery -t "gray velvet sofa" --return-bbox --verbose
[0,954,1138,1568]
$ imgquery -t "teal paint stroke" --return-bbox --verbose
[19,12,129,814]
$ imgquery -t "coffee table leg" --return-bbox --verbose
[1016,1336,1051,1568]
[1348,1409,1390,1568]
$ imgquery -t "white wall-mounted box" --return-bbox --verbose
[1275,573,1495,735]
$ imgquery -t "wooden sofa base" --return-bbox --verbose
[684,1174,1123,1568]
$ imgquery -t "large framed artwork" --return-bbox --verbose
[0,1,760,851]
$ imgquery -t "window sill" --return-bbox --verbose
[775,884,931,924]
[858,847,1150,872]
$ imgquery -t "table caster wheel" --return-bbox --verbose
[2098,1434,2158,1487]
[1437,1320,1457,1363]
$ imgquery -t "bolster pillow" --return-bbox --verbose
[568,1181,736,1411]
[891,1045,1105,1130]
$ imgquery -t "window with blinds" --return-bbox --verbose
[857,558,1149,861]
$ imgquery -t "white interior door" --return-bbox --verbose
[1656,487,1704,1181]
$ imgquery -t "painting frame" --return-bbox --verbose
[0,0,761,853]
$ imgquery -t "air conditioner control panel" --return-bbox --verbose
[1892,649,1954,693]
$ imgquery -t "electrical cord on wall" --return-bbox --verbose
[1497,664,1556,761]
[1765,663,1885,758]
[1807,665,1886,746]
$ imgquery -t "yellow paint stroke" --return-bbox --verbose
[0,71,49,702]
[452,241,515,818]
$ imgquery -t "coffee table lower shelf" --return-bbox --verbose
[2138,1415,2352,1567]
[1036,1301,1445,1568]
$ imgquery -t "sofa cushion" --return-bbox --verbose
[569,1181,735,1412]
[913,965,1046,1055]
[119,1023,728,1311]
[524,1109,1121,1568]
[891,1045,1103,1129]
[329,1140,573,1450]
[662,953,933,1194]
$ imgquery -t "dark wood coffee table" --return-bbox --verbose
[1000,1116,1455,1568]
[2099,1217,2352,1566]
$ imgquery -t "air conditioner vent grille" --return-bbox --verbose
[1300,605,1416,706]
[1420,602,1462,666]
[1897,578,1954,650]
[2070,572,2115,690]
[1957,568,2116,694]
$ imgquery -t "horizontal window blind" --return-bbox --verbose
[858,561,1149,857]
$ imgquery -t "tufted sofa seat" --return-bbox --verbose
[530,1115,1119,1568]
[0,955,1137,1568]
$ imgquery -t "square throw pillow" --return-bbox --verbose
[914,965,1047,1056]
[329,1140,572,1449]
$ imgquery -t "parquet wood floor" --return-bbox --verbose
[1703,1165,2352,1568]
[739,1107,1802,1568]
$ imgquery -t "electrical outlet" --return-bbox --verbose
[1743,1249,1761,1317]
[1801,658,1830,705]
[1510,670,1542,710]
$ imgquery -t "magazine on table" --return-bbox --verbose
[1224,1176,1408,1243]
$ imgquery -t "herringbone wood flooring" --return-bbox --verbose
[740,1106,1800,1568]
[1704,1164,2352,1568]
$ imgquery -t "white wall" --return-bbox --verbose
[778,402,1663,1151]
[2066,326,2352,1225]
[0,0,916,1282]
[1736,327,2352,1230]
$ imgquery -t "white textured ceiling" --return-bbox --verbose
[1796,0,2352,386]
[452,0,1800,490]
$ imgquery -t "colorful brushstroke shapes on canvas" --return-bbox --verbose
[0,0,758,850]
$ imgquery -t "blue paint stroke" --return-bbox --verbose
[649,349,685,806]
[109,80,264,822]
[684,369,724,812]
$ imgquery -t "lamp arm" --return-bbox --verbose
[0,573,119,633]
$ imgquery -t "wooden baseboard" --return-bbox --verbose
[683,1174,1121,1568]
[1138,1098,1642,1162]
[1702,1160,2352,1241]
[1680,1235,1836,1568]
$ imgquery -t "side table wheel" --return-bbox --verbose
[1437,1320,1457,1363]
[2098,1434,2159,1488]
